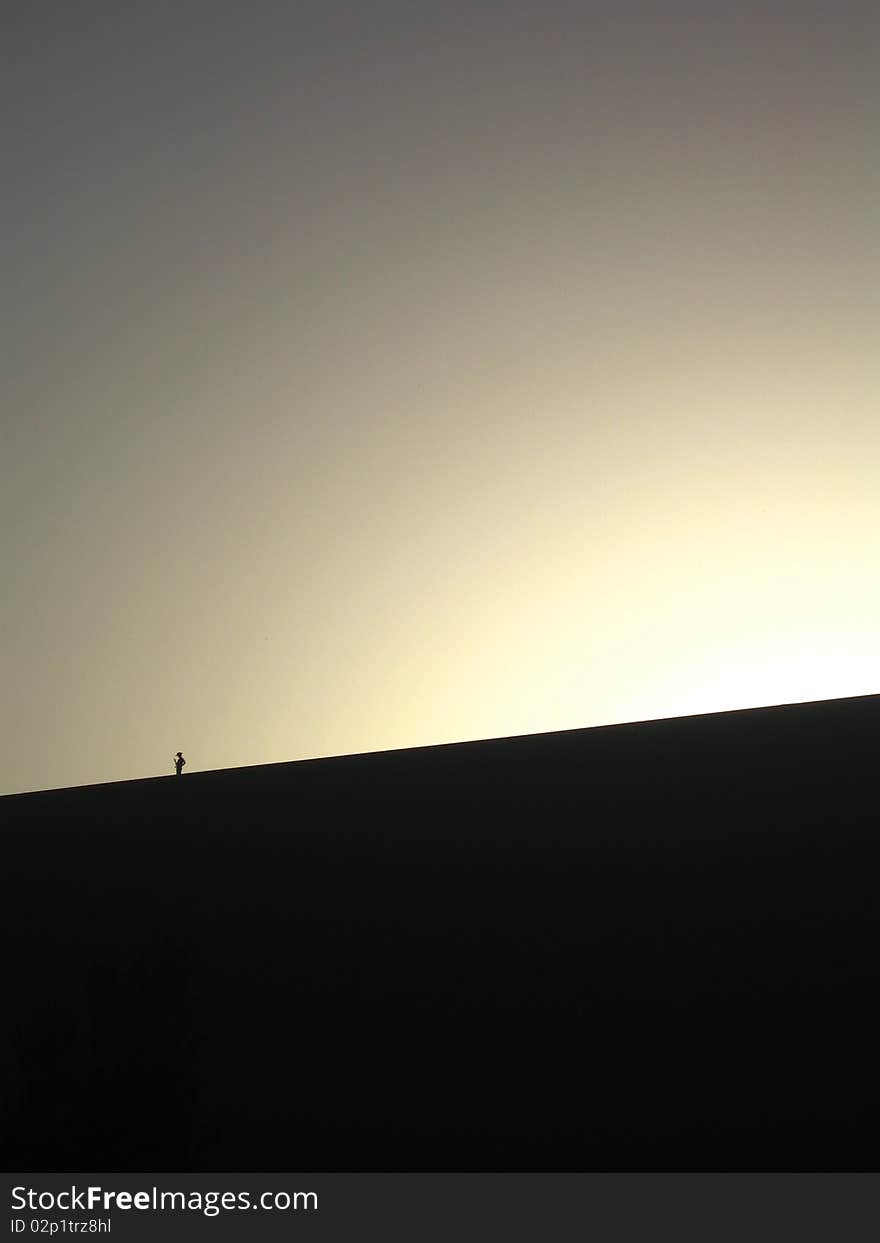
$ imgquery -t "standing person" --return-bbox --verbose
[174,751,186,777]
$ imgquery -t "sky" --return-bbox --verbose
[3,0,878,795]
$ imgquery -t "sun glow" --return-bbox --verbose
[613,625,880,727]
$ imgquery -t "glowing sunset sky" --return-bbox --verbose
[4,1,878,794]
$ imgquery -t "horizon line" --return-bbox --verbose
[3,688,878,801]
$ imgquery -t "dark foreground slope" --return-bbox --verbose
[2,694,878,1170]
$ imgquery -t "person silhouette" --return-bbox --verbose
[174,751,186,777]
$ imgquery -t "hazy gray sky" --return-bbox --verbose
[4,1,878,794]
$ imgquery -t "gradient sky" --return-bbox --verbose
[4,1,878,794]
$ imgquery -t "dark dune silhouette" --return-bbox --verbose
[2,692,878,1170]
[6,942,206,1169]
